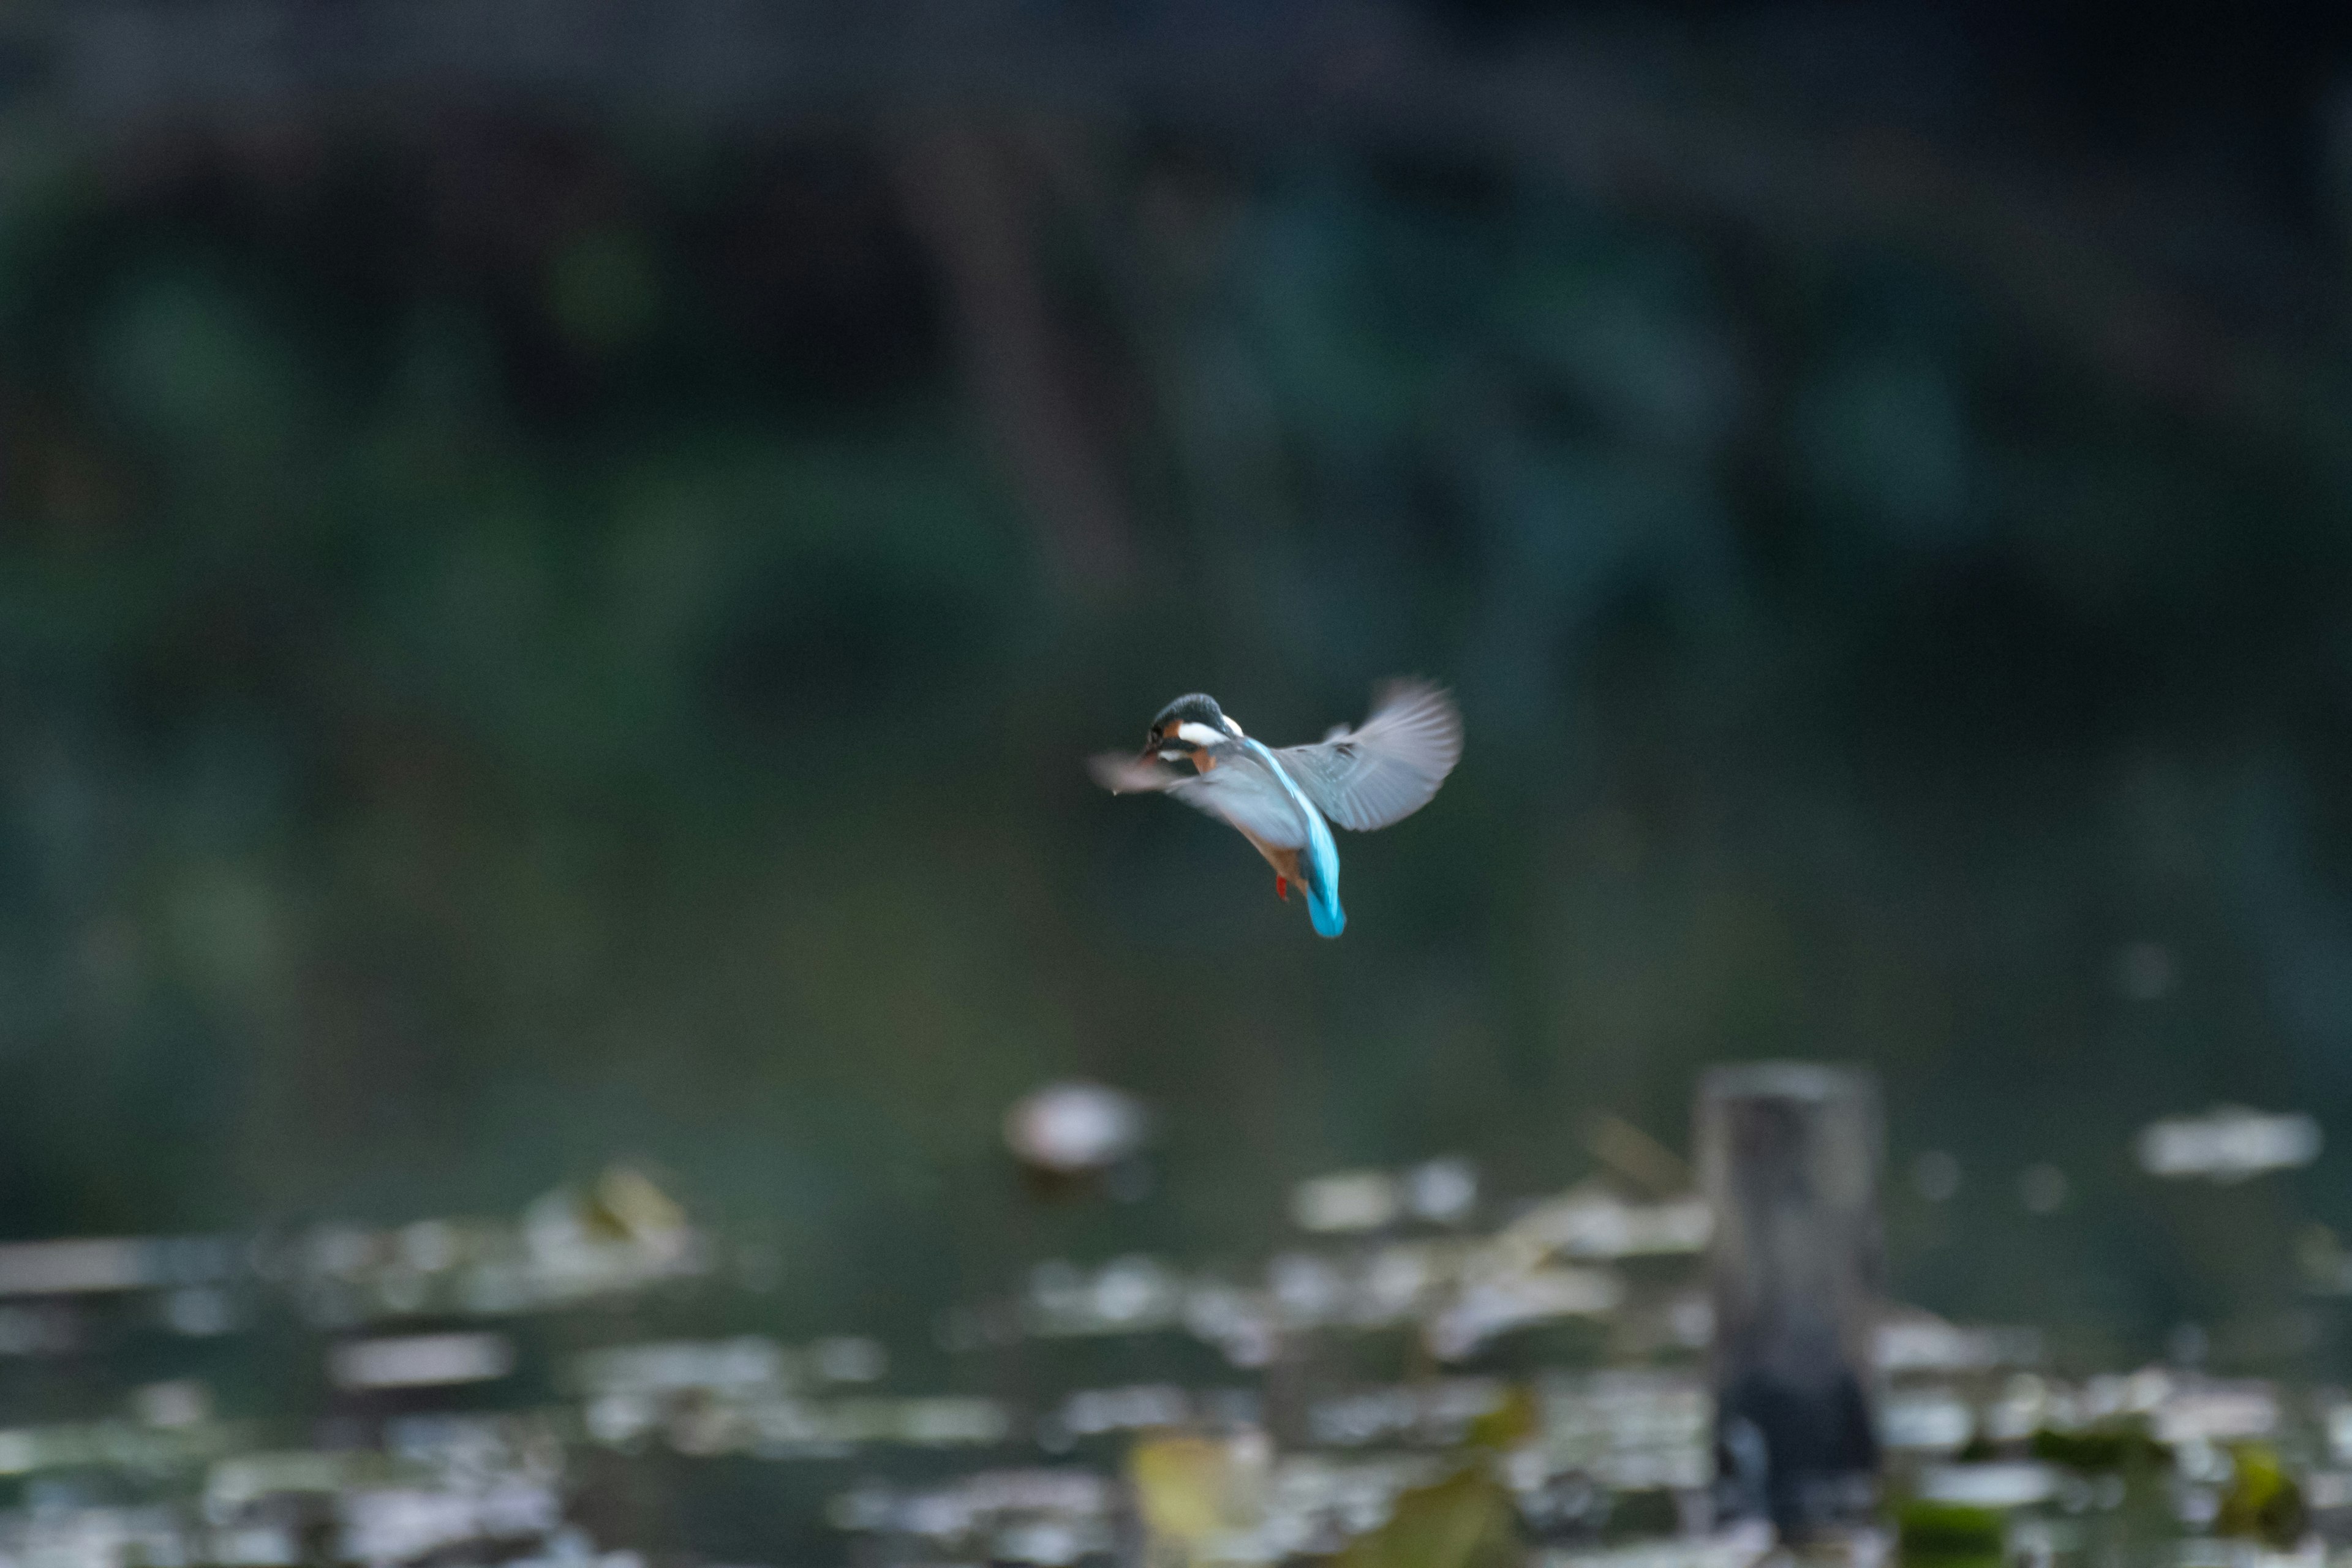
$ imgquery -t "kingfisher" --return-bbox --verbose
[1088,679,1463,938]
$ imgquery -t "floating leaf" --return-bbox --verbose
[1896,1499,2005,1558]
[2215,1442,2307,1550]
[1464,1384,1537,1452]
[1128,1432,1265,1561]
[1334,1466,1522,1568]
[2028,1422,2169,1473]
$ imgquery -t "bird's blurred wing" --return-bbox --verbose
[1172,757,1314,847]
[1274,679,1462,832]
[1089,749,1311,848]
[1088,753,1177,794]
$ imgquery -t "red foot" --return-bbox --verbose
[1276,875,1289,902]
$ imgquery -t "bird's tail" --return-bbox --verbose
[1302,813,1344,938]
[1307,885,1345,938]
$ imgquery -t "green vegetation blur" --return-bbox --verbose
[0,8,2348,1373]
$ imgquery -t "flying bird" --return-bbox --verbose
[1088,680,1463,937]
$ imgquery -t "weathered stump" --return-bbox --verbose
[1697,1062,1883,1539]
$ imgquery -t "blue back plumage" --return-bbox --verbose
[1241,739,1346,938]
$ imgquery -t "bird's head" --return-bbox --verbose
[1142,693,1245,764]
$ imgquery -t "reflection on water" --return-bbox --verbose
[0,1147,2339,1568]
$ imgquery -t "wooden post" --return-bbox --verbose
[1697,1063,1883,1540]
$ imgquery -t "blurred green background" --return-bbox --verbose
[0,0,2349,1379]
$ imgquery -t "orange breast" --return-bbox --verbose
[1235,829,1302,885]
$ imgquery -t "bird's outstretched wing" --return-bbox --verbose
[1088,748,1313,848]
[1273,679,1463,832]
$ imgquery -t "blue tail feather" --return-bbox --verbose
[1301,797,1344,939]
[1240,736,1347,940]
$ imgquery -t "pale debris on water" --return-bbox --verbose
[2153,1380,2280,1445]
[828,1469,1120,1565]
[1531,1371,1712,1491]
[329,1332,516,1391]
[1491,1183,1710,1266]
[1003,1081,1148,1174]
[1880,1387,1975,1453]
[1425,1267,1625,1361]
[1915,1461,2060,1507]
[1292,1170,1401,1232]
[1874,1308,2042,1372]
[1539,1521,1774,1568]
[1308,1379,1514,1449]
[1292,1159,1480,1232]
[2138,1108,2322,1183]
